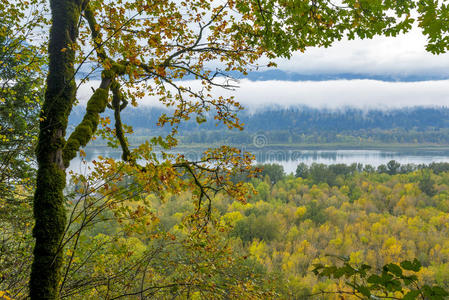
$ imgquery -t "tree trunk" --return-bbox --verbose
[30,0,81,298]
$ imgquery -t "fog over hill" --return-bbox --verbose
[76,78,449,112]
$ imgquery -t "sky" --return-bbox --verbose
[268,28,449,78]
[235,27,449,110]
[78,27,449,111]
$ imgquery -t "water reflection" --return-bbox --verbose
[254,149,449,173]
[70,147,449,175]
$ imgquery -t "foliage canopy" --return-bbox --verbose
[2,0,449,299]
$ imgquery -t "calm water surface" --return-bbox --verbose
[69,147,449,175]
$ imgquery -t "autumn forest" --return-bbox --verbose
[2,0,449,299]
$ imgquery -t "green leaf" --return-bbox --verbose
[432,286,449,297]
[357,285,371,298]
[367,274,382,285]
[385,263,403,277]
[400,259,421,272]
[403,290,420,300]
[402,274,418,285]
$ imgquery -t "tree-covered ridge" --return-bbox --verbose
[71,106,449,132]
[70,106,449,146]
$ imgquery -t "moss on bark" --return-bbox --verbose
[31,1,126,297]
[63,87,109,167]
[30,0,82,298]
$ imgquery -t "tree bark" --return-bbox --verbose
[30,0,81,298]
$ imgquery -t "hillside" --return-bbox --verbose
[69,105,449,146]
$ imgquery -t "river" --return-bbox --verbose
[69,147,449,175]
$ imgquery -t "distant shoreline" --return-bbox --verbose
[84,142,449,152]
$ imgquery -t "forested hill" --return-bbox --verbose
[70,106,449,132]
[241,106,449,133]
[69,105,449,145]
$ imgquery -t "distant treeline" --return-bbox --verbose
[178,128,449,145]
[250,161,449,197]
[69,105,449,145]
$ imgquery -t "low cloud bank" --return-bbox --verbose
[77,79,449,111]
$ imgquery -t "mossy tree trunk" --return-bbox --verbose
[30,0,81,298]
[30,0,120,297]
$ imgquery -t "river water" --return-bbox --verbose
[69,147,449,175]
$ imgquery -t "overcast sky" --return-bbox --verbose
[269,28,449,77]
[78,27,449,110]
